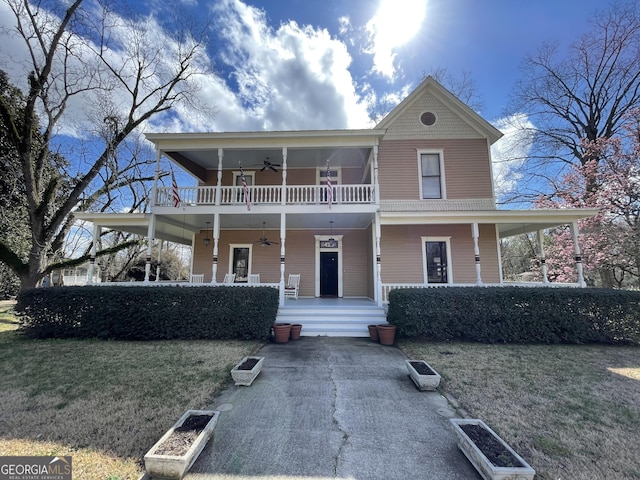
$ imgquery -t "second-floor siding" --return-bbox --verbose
[377,138,494,201]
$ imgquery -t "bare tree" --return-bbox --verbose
[505,1,640,200]
[0,0,211,290]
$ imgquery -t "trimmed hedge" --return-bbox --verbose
[16,286,279,340]
[387,287,640,345]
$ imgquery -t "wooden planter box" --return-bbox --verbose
[450,419,536,480]
[405,360,441,391]
[230,356,265,386]
[144,409,220,480]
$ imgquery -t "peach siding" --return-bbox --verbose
[380,224,500,284]
[191,227,372,297]
[377,138,493,200]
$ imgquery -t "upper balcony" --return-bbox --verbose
[154,184,375,208]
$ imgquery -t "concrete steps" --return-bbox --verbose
[276,303,387,337]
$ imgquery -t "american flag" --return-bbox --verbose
[240,164,251,211]
[171,167,181,207]
[326,160,332,209]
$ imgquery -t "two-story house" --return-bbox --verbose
[74,77,596,336]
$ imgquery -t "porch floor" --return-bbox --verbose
[277,297,386,337]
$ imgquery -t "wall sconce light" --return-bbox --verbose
[203,221,211,246]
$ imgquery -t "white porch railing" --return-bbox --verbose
[155,184,374,207]
[94,281,280,289]
[381,282,581,303]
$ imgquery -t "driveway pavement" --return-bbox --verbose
[181,337,480,480]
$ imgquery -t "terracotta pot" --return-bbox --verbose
[290,324,303,340]
[377,324,396,346]
[367,324,380,342]
[273,323,291,343]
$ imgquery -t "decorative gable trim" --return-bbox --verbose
[375,76,503,145]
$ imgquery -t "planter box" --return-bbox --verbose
[405,360,441,391]
[450,419,536,480]
[144,409,220,480]
[230,356,265,386]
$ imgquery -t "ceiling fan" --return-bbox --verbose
[254,222,278,246]
[259,157,281,172]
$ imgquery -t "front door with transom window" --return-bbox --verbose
[320,252,339,297]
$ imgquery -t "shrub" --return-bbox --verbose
[16,286,279,340]
[387,287,640,345]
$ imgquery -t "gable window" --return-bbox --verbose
[418,151,445,199]
[421,237,452,284]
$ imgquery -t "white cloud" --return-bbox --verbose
[1,0,372,140]
[491,113,536,201]
[209,0,371,130]
[364,0,427,80]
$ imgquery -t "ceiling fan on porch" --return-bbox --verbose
[259,157,280,172]
[254,222,279,246]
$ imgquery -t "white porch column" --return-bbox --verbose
[215,149,223,206]
[375,212,382,306]
[373,144,380,205]
[472,222,483,286]
[279,212,286,306]
[155,239,163,282]
[570,221,586,287]
[537,229,548,284]
[144,214,156,283]
[87,223,100,285]
[281,147,288,206]
[211,213,220,284]
[151,148,161,207]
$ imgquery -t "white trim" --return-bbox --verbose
[314,234,344,297]
[417,149,446,200]
[421,236,453,284]
[228,244,253,282]
[495,224,504,284]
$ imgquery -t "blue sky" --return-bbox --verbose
[0,0,610,195]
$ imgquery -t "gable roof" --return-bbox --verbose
[375,76,503,145]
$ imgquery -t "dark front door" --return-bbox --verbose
[320,252,339,297]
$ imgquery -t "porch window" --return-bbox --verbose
[232,171,253,203]
[317,167,341,202]
[421,237,452,284]
[418,151,445,199]
[229,245,252,283]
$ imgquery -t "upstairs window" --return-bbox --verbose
[418,151,445,199]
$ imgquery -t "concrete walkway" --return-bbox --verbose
[184,337,480,480]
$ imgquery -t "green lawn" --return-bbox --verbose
[400,340,640,480]
[0,301,260,480]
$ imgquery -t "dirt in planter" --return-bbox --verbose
[410,361,436,375]
[460,424,523,468]
[152,414,213,457]
[237,358,259,370]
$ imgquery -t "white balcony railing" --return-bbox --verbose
[155,184,374,207]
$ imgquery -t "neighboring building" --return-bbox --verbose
[74,77,596,335]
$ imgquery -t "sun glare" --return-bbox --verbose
[375,0,427,48]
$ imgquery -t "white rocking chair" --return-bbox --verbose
[189,273,204,284]
[248,273,260,284]
[223,273,236,284]
[284,274,300,299]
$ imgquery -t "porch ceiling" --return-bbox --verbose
[166,146,372,181]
